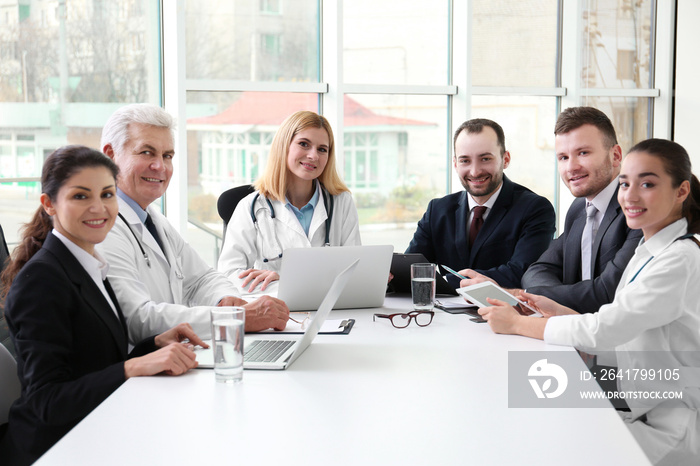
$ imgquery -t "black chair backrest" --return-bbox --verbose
[0,223,15,357]
[217,185,256,240]
[0,224,8,277]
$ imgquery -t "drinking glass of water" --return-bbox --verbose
[411,263,436,311]
[210,307,245,383]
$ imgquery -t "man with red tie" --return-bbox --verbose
[406,118,556,289]
[461,107,643,314]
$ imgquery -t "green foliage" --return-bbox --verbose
[188,193,219,223]
[369,185,437,223]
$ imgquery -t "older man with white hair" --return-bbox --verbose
[98,103,289,343]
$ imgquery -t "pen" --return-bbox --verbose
[440,264,468,280]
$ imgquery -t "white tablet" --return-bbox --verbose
[456,281,538,314]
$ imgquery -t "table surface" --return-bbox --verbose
[35,297,650,465]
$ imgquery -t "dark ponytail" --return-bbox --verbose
[1,145,118,300]
[627,138,700,234]
[687,174,700,234]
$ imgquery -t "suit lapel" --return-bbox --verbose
[454,192,470,264]
[104,278,128,337]
[564,199,586,283]
[592,187,622,271]
[44,234,128,356]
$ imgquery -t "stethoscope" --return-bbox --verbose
[627,233,698,284]
[117,213,184,279]
[119,213,153,268]
[250,186,334,262]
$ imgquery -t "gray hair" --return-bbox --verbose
[100,103,176,154]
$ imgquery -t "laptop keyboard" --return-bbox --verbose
[245,340,295,363]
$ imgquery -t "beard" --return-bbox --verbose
[460,171,504,199]
[566,156,615,199]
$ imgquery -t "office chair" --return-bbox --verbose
[0,223,15,358]
[217,184,255,247]
[0,343,20,425]
[0,223,8,276]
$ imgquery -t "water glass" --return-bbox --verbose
[210,307,245,383]
[411,263,436,311]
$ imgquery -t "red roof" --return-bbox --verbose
[188,92,432,127]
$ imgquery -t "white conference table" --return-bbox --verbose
[36,296,650,465]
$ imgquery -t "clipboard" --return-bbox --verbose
[255,318,355,335]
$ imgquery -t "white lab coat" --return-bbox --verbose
[545,219,700,465]
[217,188,361,289]
[97,198,240,343]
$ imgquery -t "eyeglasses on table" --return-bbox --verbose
[373,310,434,328]
[289,312,310,330]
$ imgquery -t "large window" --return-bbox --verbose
[0,0,671,269]
[177,0,662,265]
[184,0,318,82]
[471,0,559,87]
[0,0,161,249]
[343,0,448,85]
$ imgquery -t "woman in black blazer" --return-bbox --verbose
[0,146,207,465]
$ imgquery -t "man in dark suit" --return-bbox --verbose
[406,119,556,289]
[461,107,642,314]
[521,107,642,314]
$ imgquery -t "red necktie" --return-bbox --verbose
[469,206,487,247]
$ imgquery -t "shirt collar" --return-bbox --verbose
[117,188,148,224]
[285,180,320,212]
[467,182,503,212]
[52,229,111,281]
[587,176,619,215]
[638,218,688,257]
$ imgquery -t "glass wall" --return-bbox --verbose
[472,0,559,87]
[185,1,319,82]
[0,0,161,248]
[343,0,448,85]
[343,94,448,248]
[581,0,654,90]
[0,0,668,268]
[469,96,558,201]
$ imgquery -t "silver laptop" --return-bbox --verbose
[196,259,358,370]
[277,245,393,311]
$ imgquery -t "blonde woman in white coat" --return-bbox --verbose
[218,111,361,293]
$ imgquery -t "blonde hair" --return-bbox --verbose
[255,110,349,201]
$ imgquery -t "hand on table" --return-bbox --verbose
[154,322,208,349]
[243,295,289,331]
[238,268,280,292]
[125,342,199,379]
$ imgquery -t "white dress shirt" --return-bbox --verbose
[544,218,700,464]
[466,182,503,227]
[52,229,118,318]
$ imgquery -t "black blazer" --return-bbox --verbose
[406,176,556,288]
[0,233,156,465]
[521,191,643,314]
